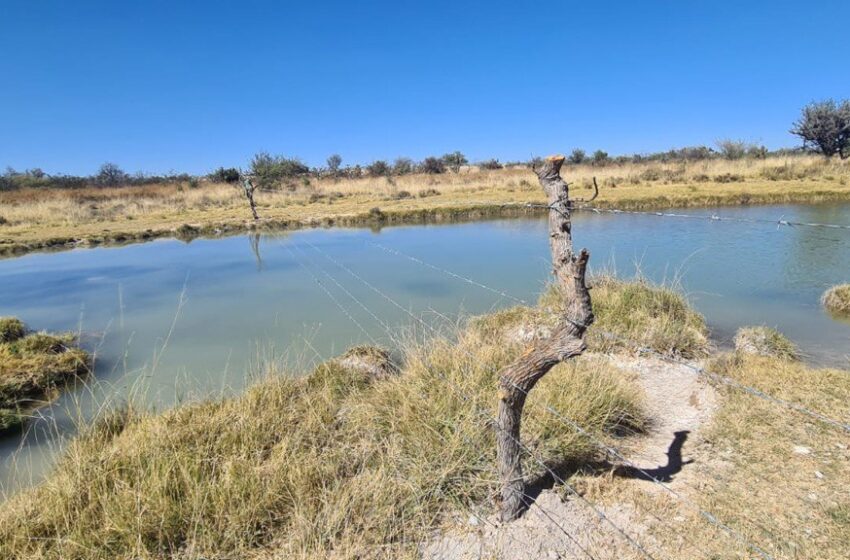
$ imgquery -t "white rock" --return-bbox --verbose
[793,445,812,455]
[815,471,824,479]
[468,515,479,526]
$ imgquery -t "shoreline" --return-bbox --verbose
[3,186,850,259]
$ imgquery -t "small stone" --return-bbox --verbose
[673,515,685,522]
[814,471,824,479]
[468,515,479,526]
[807,492,818,501]
[793,445,812,455]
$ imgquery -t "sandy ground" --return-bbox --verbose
[421,354,719,560]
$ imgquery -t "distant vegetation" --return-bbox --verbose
[822,284,850,316]
[791,99,850,159]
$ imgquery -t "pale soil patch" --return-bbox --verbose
[421,354,719,560]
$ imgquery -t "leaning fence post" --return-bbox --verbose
[496,154,595,521]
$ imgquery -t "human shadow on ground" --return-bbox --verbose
[520,430,693,515]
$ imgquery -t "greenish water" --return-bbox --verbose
[1,202,849,495]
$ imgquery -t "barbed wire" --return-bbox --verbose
[302,239,675,560]
[357,237,850,558]
[282,239,595,559]
[365,238,849,434]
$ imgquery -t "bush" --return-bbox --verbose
[392,157,414,175]
[442,151,468,173]
[791,99,850,159]
[209,167,241,184]
[366,160,390,177]
[420,157,445,174]
[715,140,747,160]
[478,159,503,170]
[592,150,609,166]
[249,152,309,189]
[568,149,586,165]
[714,173,744,183]
[418,188,440,198]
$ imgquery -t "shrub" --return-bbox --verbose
[208,167,241,184]
[592,150,609,166]
[392,157,414,175]
[366,160,390,177]
[442,151,468,173]
[478,159,503,170]
[791,99,850,159]
[249,152,309,189]
[715,140,747,160]
[393,190,412,199]
[418,188,440,198]
[420,157,445,174]
[568,149,586,165]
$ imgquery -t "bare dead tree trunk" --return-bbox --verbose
[242,178,260,220]
[496,154,594,522]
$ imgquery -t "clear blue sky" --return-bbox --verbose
[2,1,848,175]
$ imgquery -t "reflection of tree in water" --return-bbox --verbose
[248,233,263,271]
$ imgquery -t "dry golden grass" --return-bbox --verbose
[0,296,651,559]
[1,155,849,256]
[822,284,850,316]
[0,318,89,433]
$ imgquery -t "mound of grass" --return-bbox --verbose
[733,326,799,360]
[0,319,89,433]
[0,317,25,343]
[473,276,708,360]
[822,284,850,316]
[0,310,644,559]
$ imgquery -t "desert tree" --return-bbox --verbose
[496,155,593,521]
[442,151,468,173]
[791,99,850,159]
[250,152,309,189]
[568,149,586,165]
[326,154,343,177]
[95,163,128,187]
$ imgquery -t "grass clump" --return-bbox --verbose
[0,305,645,559]
[0,319,89,433]
[822,284,850,316]
[0,317,26,343]
[733,326,799,360]
[587,276,707,357]
[471,275,708,359]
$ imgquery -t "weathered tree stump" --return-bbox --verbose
[496,155,594,521]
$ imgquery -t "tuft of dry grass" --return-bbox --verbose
[733,325,800,360]
[822,284,850,316]
[0,310,645,559]
[2,154,849,256]
[0,318,89,433]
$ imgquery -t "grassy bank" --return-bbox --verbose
[1,280,848,559]
[0,318,89,433]
[0,278,703,559]
[2,154,849,257]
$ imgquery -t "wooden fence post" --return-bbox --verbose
[496,154,594,521]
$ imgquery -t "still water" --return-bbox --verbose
[1,202,849,494]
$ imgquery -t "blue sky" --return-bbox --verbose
[1,1,848,175]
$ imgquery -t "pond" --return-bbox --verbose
[2,202,849,495]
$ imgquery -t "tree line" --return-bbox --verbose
[2,99,847,191]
